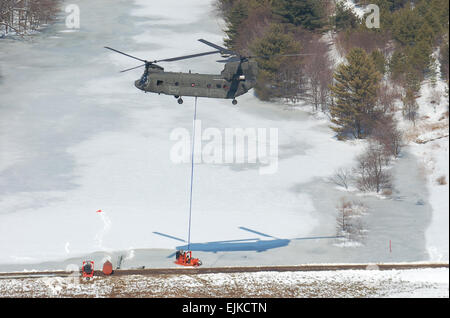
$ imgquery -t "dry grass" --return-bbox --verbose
[403,120,449,144]
[436,175,447,185]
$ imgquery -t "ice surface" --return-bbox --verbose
[0,0,446,272]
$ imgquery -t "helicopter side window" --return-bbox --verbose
[157,80,163,86]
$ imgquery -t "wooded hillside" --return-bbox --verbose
[0,0,60,36]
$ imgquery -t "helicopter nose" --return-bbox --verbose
[135,80,142,89]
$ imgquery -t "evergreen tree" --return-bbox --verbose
[416,0,448,35]
[330,48,382,139]
[401,63,423,93]
[370,50,386,75]
[273,0,326,30]
[224,1,249,49]
[250,23,302,100]
[388,49,406,79]
[440,40,449,81]
[388,0,408,11]
[408,39,434,75]
[334,1,360,31]
[392,8,424,46]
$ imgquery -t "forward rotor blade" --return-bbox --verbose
[238,227,278,239]
[198,39,235,55]
[104,47,148,63]
[157,50,221,63]
[120,64,146,73]
[153,231,186,243]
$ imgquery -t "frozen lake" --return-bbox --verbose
[0,0,434,271]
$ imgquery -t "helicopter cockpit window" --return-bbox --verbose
[139,73,149,85]
[157,80,163,86]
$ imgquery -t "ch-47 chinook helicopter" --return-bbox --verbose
[105,39,304,105]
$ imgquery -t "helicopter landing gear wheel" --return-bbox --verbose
[232,99,238,105]
[177,98,184,104]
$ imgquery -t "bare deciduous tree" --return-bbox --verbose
[402,89,419,124]
[234,5,272,55]
[354,142,392,193]
[335,29,393,57]
[336,198,366,244]
[371,115,403,159]
[377,82,401,113]
[1,0,59,36]
[429,89,442,113]
[303,38,333,112]
[329,168,353,190]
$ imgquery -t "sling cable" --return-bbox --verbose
[175,97,202,266]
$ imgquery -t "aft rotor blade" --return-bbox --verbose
[104,47,148,63]
[120,64,146,73]
[157,50,221,63]
[278,53,314,57]
[217,56,241,63]
[250,53,314,59]
[198,39,235,55]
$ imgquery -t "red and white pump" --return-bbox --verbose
[175,250,202,267]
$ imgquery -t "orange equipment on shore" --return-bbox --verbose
[82,260,94,280]
[102,260,113,275]
[175,250,202,267]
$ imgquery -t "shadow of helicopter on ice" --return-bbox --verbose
[153,227,342,258]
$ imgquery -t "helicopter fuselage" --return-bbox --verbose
[105,40,261,104]
[135,72,250,99]
[134,60,257,102]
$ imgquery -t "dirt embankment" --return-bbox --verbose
[0,263,448,298]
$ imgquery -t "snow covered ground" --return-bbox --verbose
[404,80,449,262]
[0,267,448,298]
[0,0,359,267]
[339,0,367,18]
[0,0,447,275]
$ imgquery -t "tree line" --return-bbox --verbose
[216,0,335,106]
[0,0,60,36]
[216,0,448,196]
[216,0,448,130]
